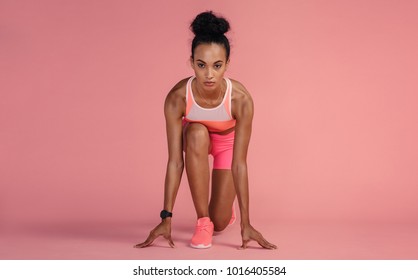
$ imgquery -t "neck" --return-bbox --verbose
[194,80,224,106]
[197,85,221,98]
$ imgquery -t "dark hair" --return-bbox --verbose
[190,11,231,60]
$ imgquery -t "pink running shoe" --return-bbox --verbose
[229,202,236,225]
[190,217,214,249]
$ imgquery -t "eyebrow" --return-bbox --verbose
[196,59,224,64]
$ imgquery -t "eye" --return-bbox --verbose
[214,64,222,69]
[197,63,205,68]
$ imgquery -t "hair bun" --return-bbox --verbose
[191,11,230,36]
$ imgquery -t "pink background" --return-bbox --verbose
[1,0,417,259]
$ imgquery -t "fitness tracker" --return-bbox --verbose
[160,210,173,219]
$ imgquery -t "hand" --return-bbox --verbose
[239,224,277,250]
[133,219,175,248]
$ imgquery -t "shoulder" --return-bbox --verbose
[229,78,253,105]
[164,77,190,115]
[229,78,254,118]
[166,77,190,101]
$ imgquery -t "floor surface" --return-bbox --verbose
[1,217,417,260]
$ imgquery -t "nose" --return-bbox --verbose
[205,68,214,80]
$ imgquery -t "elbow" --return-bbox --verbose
[168,159,184,170]
[176,161,185,170]
[231,161,247,176]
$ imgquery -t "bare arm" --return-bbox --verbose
[232,82,277,250]
[162,87,185,213]
[134,82,186,248]
[231,88,253,227]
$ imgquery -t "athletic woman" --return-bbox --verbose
[134,11,277,250]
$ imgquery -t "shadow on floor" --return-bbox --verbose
[9,219,158,244]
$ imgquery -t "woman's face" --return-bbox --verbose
[190,43,229,91]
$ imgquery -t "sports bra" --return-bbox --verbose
[183,76,236,132]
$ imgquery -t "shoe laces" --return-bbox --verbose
[196,223,212,233]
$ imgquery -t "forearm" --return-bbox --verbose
[232,162,250,227]
[163,160,184,212]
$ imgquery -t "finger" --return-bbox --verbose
[266,239,278,249]
[261,241,277,250]
[163,234,175,248]
[256,236,277,250]
[167,236,175,248]
[133,239,153,248]
[133,236,156,248]
[238,239,250,250]
[133,241,149,248]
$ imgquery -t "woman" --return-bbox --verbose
[134,11,276,250]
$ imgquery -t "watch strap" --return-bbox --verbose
[160,210,173,219]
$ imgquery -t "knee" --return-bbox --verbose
[214,223,228,232]
[211,218,229,232]
[185,124,210,152]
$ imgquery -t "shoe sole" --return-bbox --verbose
[190,243,212,249]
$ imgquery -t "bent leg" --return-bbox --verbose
[183,123,212,218]
[209,169,236,232]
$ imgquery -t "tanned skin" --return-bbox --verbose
[134,43,277,250]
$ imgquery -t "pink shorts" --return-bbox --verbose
[209,130,235,170]
[183,122,235,170]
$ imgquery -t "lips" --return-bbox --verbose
[204,82,215,86]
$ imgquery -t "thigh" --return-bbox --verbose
[209,169,236,231]
[182,121,212,153]
[209,130,234,169]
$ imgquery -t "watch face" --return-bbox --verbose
[160,210,172,219]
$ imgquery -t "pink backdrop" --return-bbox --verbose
[1,0,418,258]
